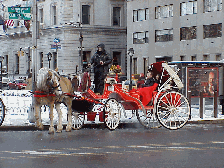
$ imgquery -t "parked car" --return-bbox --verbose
[8,79,27,90]
[2,77,10,89]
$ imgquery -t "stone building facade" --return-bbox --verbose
[127,0,224,76]
[0,0,127,80]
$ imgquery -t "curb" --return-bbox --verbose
[1,120,224,131]
[188,119,224,124]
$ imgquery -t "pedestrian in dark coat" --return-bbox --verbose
[89,43,112,94]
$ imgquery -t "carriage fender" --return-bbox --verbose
[109,93,123,101]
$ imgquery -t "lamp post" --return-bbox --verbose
[77,22,83,72]
[26,46,31,75]
[47,52,52,69]
[128,48,134,90]
[0,56,4,90]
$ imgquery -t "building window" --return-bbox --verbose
[155,5,173,19]
[82,5,90,24]
[15,54,19,74]
[191,55,197,61]
[133,8,149,22]
[180,55,185,61]
[83,51,91,68]
[180,26,197,40]
[204,0,222,12]
[155,29,173,42]
[133,31,149,44]
[216,54,221,61]
[203,54,209,61]
[39,8,43,23]
[52,6,56,25]
[133,58,137,74]
[181,1,197,16]
[40,52,43,68]
[203,23,222,39]
[113,7,121,26]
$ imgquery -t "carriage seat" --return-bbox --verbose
[105,77,117,85]
[122,80,137,92]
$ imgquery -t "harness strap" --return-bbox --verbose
[33,91,56,97]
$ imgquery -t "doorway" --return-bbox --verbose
[113,52,121,65]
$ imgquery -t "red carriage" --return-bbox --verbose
[72,61,190,130]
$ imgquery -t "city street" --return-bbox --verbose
[0,123,224,168]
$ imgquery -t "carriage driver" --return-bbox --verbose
[88,43,112,95]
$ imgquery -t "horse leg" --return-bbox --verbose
[35,105,44,130]
[48,103,55,134]
[55,103,63,133]
[66,100,72,132]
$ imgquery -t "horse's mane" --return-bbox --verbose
[36,67,51,92]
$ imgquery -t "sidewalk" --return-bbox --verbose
[1,107,224,129]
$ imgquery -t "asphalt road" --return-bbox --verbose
[0,123,224,168]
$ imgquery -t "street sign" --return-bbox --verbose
[8,7,31,20]
[51,45,61,49]
[8,13,32,20]
[8,7,31,14]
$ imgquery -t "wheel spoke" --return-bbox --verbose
[164,94,172,107]
[104,99,121,130]
[72,112,84,130]
[156,91,190,130]
[137,109,161,129]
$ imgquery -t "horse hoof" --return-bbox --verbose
[56,130,62,133]
[48,127,55,134]
[48,130,55,134]
[36,124,44,130]
[39,126,44,130]
[66,127,71,132]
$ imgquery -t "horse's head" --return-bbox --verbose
[47,70,61,93]
[37,68,60,93]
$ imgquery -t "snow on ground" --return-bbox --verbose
[0,90,224,126]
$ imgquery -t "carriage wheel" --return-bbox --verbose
[137,109,161,129]
[104,98,121,130]
[0,98,5,126]
[156,91,190,130]
[72,111,85,130]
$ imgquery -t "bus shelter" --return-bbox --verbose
[169,61,224,114]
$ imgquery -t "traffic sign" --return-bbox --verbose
[53,38,60,44]
[8,7,31,14]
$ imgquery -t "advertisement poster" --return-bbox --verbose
[187,67,219,97]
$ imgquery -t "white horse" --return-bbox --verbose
[34,67,73,134]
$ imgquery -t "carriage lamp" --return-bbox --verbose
[128,48,134,90]
[47,52,52,68]
[0,56,4,90]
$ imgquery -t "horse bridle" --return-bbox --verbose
[46,71,61,93]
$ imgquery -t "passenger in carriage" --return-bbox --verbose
[141,71,155,88]
[138,71,160,106]
[89,43,112,95]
